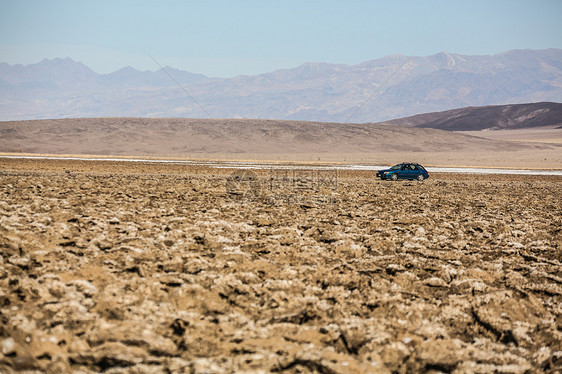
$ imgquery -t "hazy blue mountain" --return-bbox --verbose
[1,49,561,122]
[98,66,208,88]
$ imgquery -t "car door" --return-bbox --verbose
[398,164,410,179]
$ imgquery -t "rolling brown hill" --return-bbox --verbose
[0,117,539,156]
[2,117,562,169]
[385,102,562,131]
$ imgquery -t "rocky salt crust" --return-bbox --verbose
[0,159,561,373]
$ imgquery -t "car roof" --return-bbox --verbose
[400,162,422,166]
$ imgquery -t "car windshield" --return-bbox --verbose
[390,164,402,170]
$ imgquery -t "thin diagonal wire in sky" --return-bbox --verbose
[147,53,215,120]
[344,55,411,123]
[147,53,250,154]
[303,55,411,156]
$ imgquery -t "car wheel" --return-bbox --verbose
[390,173,398,181]
[417,174,425,181]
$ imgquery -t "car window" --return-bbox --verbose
[401,165,408,170]
[391,165,401,170]
[412,165,419,170]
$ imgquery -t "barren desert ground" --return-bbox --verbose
[460,125,562,145]
[2,118,562,168]
[1,158,561,373]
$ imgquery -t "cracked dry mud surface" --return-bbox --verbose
[0,159,561,373]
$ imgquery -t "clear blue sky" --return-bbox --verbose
[1,0,561,77]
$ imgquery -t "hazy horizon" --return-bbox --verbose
[1,0,561,78]
[4,48,561,78]
[2,49,561,122]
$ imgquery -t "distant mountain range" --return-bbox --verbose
[1,49,561,122]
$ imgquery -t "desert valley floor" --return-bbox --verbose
[0,158,561,373]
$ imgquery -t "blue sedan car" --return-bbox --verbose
[376,163,429,181]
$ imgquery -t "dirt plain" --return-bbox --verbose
[0,158,561,373]
[460,125,562,145]
[2,117,562,168]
